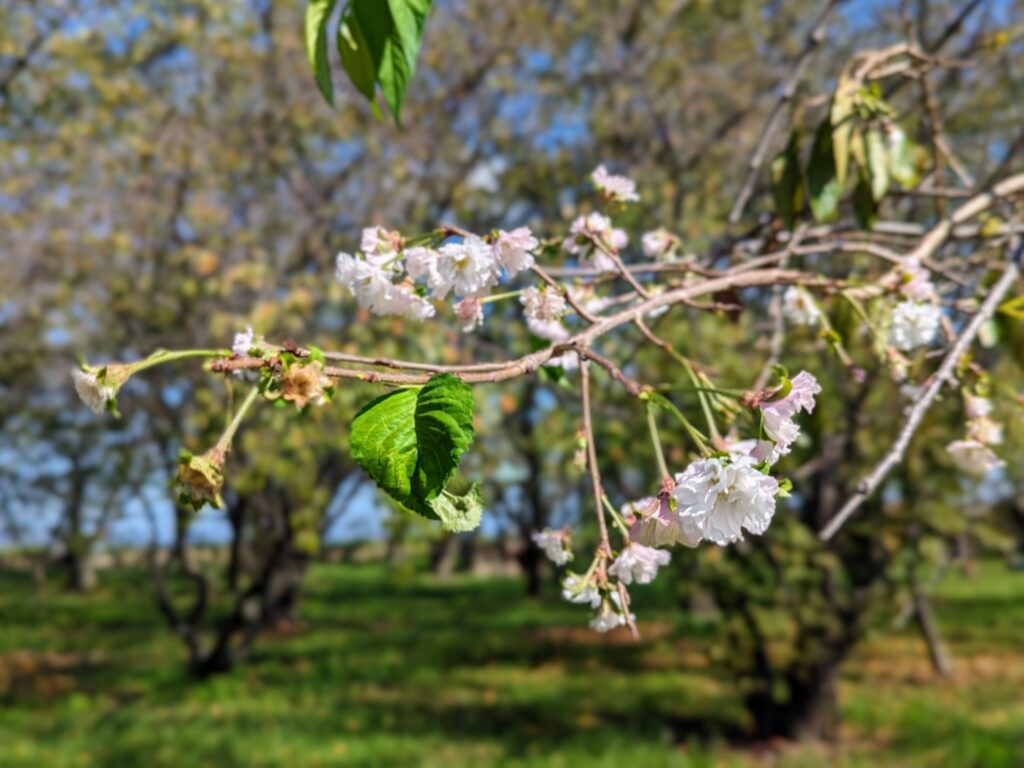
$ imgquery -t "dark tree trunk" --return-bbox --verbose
[745,661,841,741]
[517,382,545,597]
[64,549,96,592]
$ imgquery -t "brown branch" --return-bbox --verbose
[212,269,831,386]
[820,239,1023,541]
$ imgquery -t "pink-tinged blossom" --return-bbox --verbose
[520,286,567,322]
[608,544,671,585]
[454,297,484,332]
[890,301,940,351]
[591,165,640,203]
[232,326,255,357]
[895,258,935,301]
[628,495,702,548]
[758,371,821,459]
[673,457,779,545]
[946,440,1004,477]
[641,228,675,261]
[360,226,403,256]
[435,236,500,298]
[531,529,572,566]
[562,212,627,270]
[493,227,538,276]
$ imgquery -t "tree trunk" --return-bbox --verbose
[912,579,954,675]
[745,661,841,741]
[64,548,96,592]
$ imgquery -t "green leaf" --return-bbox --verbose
[429,484,484,532]
[852,172,877,230]
[305,0,337,105]
[887,128,922,188]
[337,7,379,110]
[807,117,842,222]
[864,127,889,202]
[350,373,476,525]
[830,72,858,186]
[352,0,432,124]
[770,130,803,229]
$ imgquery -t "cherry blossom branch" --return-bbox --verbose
[213,268,831,385]
[820,239,1023,541]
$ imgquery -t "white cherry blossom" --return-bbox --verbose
[890,301,940,351]
[73,370,115,414]
[782,286,821,326]
[532,529,571,566]
[435,236,500,298]
[608,544,671,585]
[641,228,675,261]
[520,286,567,322]
[946,439,1004,477]
[562,574,601,608]
[673,456,779,545]
[232,326,255,357]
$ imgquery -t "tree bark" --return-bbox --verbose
[745,661,841,741]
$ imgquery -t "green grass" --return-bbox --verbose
[0,559,1022,767]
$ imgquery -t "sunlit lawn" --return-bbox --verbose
[0,558,1021,767]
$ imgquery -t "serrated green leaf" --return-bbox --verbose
[770,130,803,229]
[807,117,842,222]
[337,7,378,107]
[352,0,432,125]
[305,0,337,105]
[350,373,476,523]
[429,483,484,532]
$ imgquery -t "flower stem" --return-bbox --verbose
[214,387,261,453]
[128,348,232,376]
[646,403,670,480]
[601,494,632,540]
[480,289,523,305]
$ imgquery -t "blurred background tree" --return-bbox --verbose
[1,0,1022,756]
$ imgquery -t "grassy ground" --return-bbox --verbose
[0,558,1022,767]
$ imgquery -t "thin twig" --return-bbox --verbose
[728,0,847,223]
[820,239,1023,541]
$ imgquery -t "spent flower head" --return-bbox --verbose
[177,448,226,510]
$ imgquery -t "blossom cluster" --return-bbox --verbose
[335,226,539,323]
[538,371,820,631]
[946,393,1005,477]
